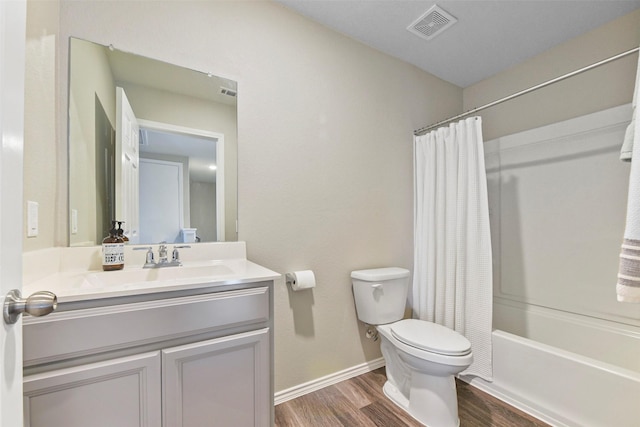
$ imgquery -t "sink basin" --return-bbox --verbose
[86,263,235,288]
[22,243,281,304]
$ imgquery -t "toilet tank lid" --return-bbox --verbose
[351,267,410,281]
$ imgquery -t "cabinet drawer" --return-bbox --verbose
[24,286,269,367]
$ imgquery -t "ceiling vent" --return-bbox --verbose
[220,86,237,97]
[407,5,457,41]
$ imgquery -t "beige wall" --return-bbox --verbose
[68,38,116,246]
[190,180,217,242]
[25,0,461,392]
[24,0,59,251]
[464,9,640,141]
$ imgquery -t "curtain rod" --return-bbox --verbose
[414,46,640,136]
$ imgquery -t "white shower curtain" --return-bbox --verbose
[413,116,493,380]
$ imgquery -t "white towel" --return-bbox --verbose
[617,240,640,302]
[617,53,640,301]
[620,48,640,161]
[621,112,635,161]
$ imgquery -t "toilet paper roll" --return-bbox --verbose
[287,270,316,291]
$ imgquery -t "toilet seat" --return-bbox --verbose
[390,319,471,356]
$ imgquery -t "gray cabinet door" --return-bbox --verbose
[23,352,161,427]
[162,328,271,427]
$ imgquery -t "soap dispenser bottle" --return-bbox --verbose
[102,220,124,271]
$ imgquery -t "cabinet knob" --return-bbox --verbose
[3,289,57,325]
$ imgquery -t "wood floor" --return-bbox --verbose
[275,368,550,427]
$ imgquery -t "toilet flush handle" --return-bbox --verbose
[372,283,383,289]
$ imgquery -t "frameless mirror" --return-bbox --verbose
[68,37,238,246]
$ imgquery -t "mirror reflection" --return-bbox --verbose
[68,38,238,246]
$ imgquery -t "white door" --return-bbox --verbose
[115,87,140,243]
[139,158,184,243]
[0,0,27,424]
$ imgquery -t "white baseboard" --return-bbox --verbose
[274,357,385,405]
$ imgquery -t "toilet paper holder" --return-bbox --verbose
[285,273,296,286]
[284,270,316,291]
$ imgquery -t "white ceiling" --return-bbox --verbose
[276,0,640,88]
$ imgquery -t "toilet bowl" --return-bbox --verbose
[351,268,472,427]
[377,320,472,427]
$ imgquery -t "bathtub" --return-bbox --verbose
[475,105,640,426]
[462,327,640,427]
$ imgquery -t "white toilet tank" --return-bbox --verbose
[351,267,410,325]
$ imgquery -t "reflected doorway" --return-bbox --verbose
[138,121,224,243]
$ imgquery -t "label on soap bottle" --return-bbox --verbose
[102,243,125,266]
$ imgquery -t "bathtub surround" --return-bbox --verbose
[480,103,640,425]
[620,48,639,161]
[460,9,640,426]
[452,11,640,426]
[617,50,640,302]
[413,117,493,380]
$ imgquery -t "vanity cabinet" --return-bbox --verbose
[22,282,273,427]
[24,352,162,427]
[162,329,270,427]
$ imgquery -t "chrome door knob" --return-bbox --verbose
[3,289,57,325]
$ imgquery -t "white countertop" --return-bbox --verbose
[23,242,280,303]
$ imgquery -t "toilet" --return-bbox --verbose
[351,267,472,427]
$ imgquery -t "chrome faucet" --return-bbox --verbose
[134,246,156,268]
[171,245,191,265]
[158,243,169,264]
[135,243,191,268]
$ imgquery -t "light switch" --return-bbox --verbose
[71,209,78,234]
[27,201,38,237]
